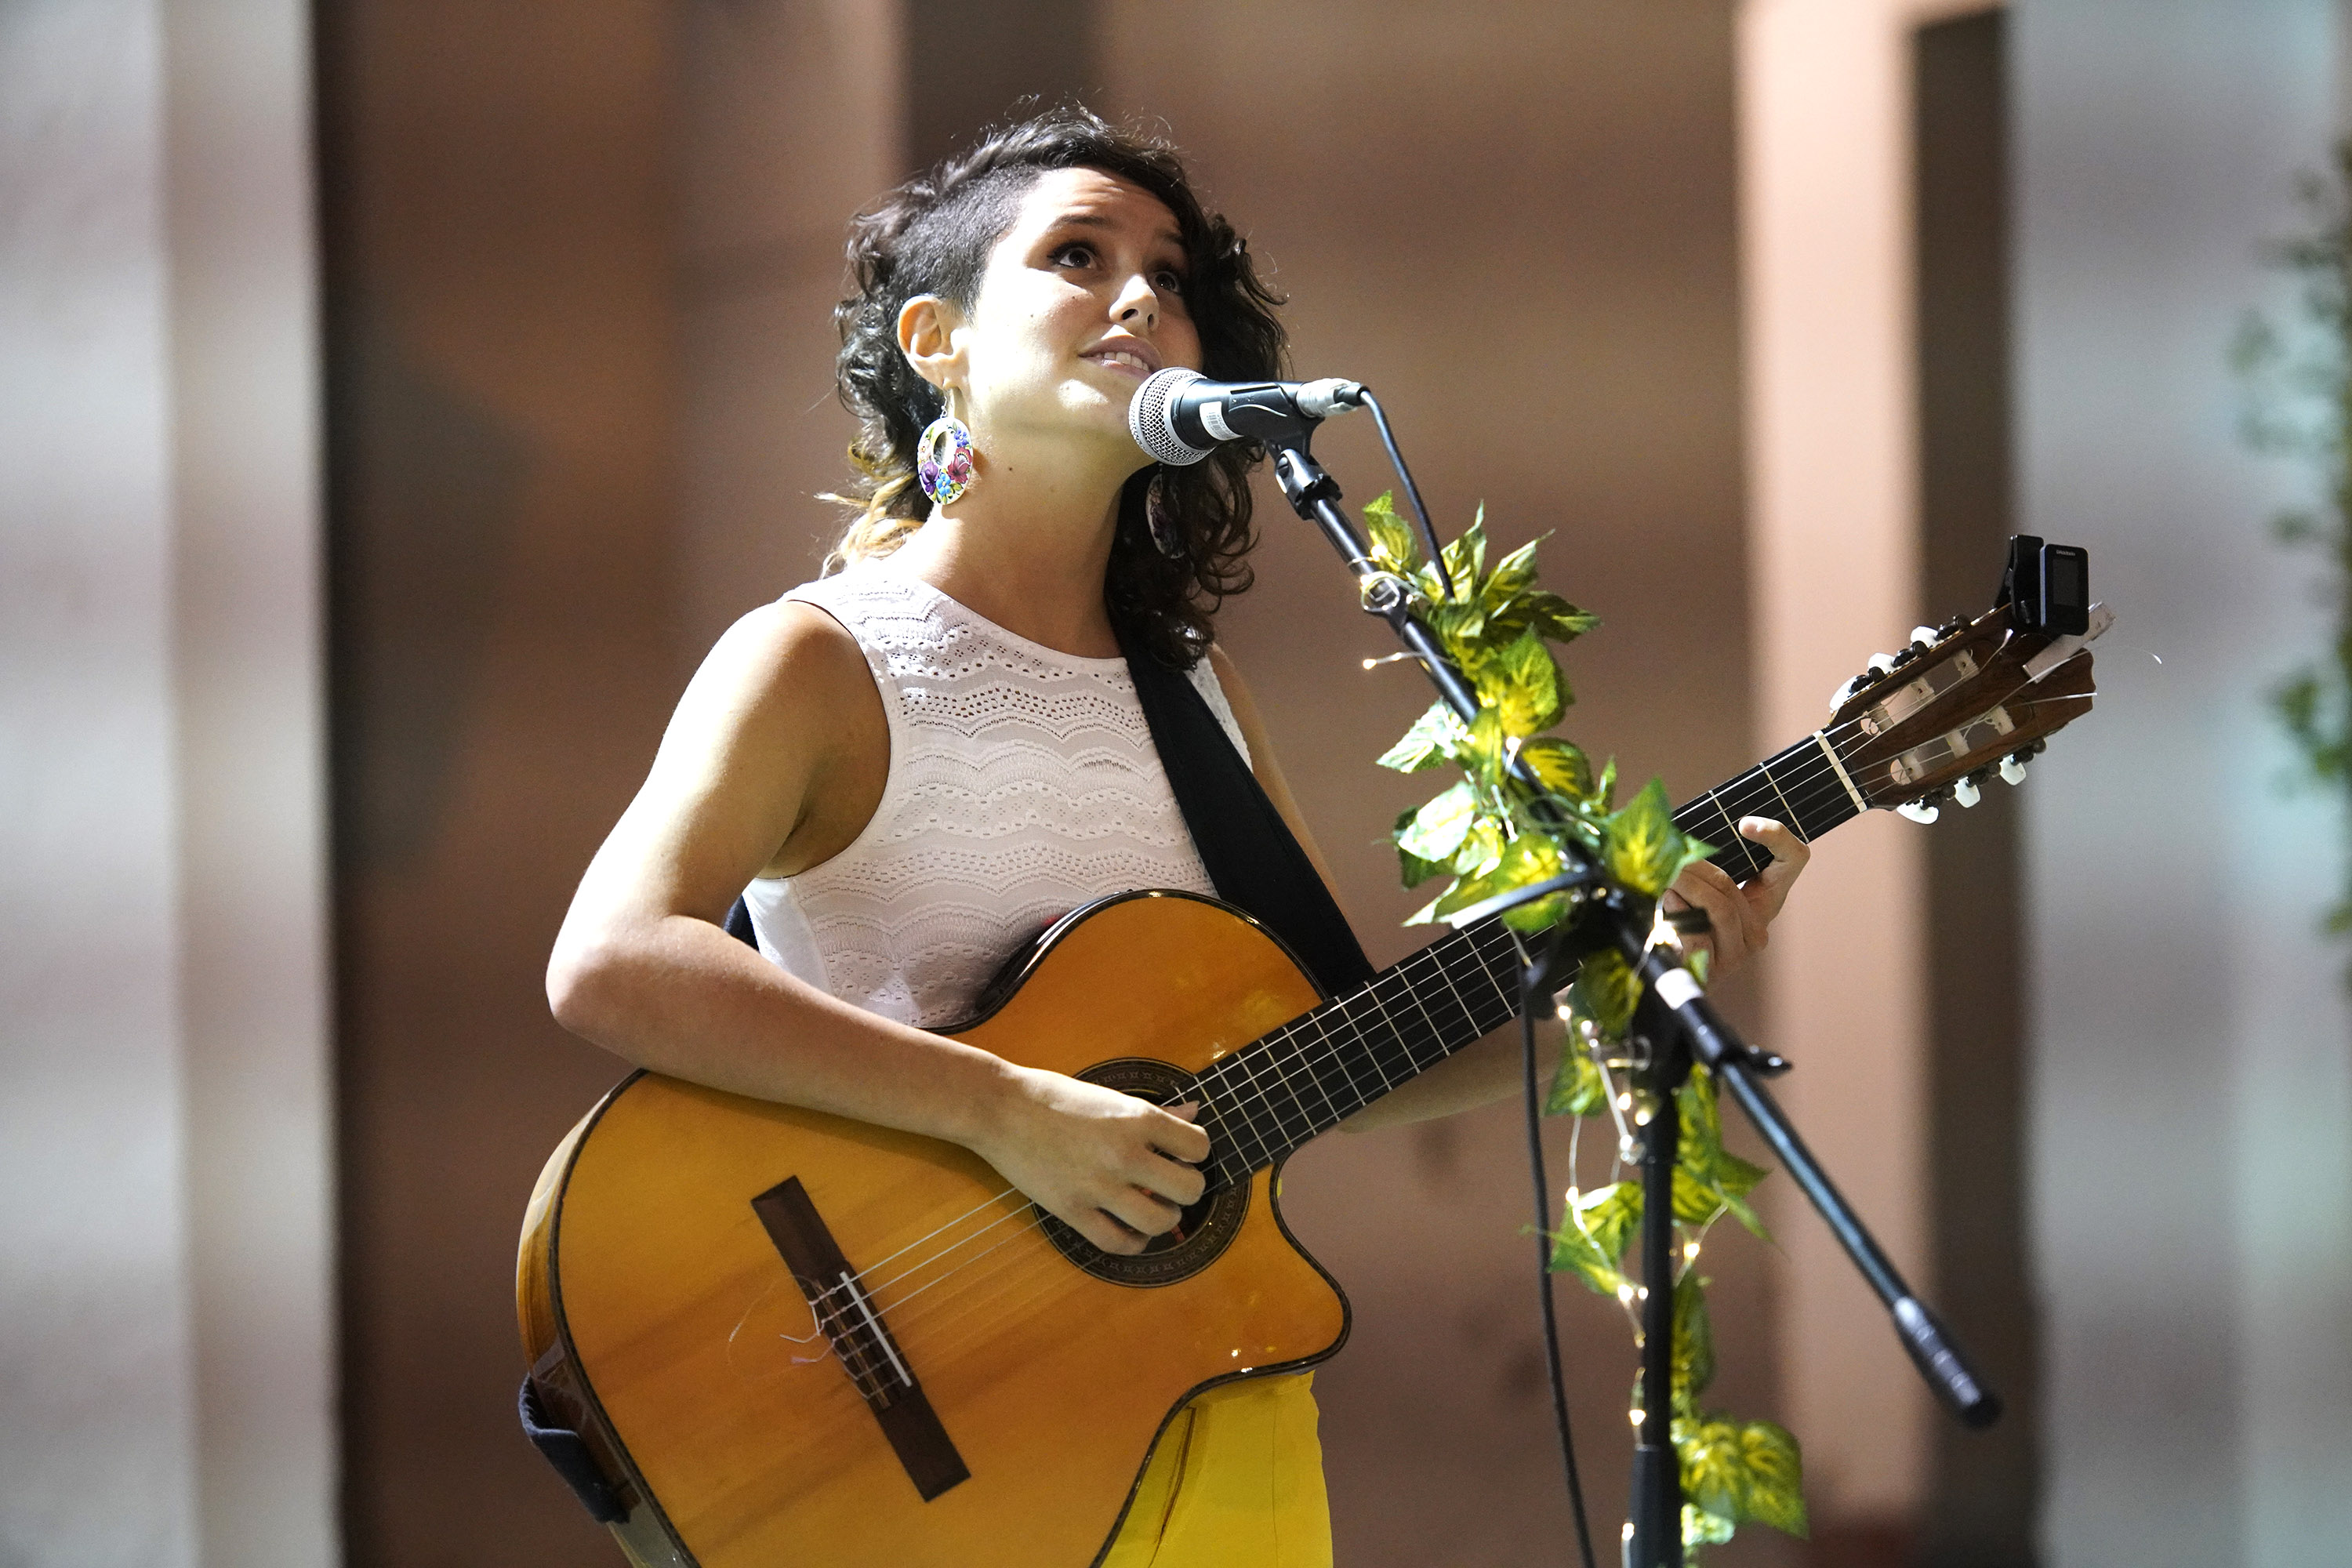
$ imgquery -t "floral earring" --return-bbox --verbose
[1145,469,1187,560]
[916,394,976,506]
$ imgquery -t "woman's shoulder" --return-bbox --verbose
[684,591,877,725]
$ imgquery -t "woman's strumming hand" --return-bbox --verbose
[967,1065,1211,1255]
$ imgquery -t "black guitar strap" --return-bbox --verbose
[1117,629,1374,999]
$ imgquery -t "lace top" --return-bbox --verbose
[740,566,1250,1029]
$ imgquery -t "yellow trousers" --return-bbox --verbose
[1101,1373,1332,1568]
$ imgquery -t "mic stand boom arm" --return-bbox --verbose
[1265,436,2002,1568]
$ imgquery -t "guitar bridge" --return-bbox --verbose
[751,1177,971,1501]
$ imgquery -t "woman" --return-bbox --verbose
[547,107,1806,1567]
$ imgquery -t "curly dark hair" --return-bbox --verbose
[828,105,1287,667]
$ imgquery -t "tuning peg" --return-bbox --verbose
[1911,626,1940,648]
[1897,800,1940,824]
[2000,754,2027,786]
[1953,776,1981,808]
[1868,652,1897,677]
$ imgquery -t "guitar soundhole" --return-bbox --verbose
[1039,1058,1250,1288]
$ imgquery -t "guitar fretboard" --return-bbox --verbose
[1675,731,1865,880]
[1183,724,1869,1189]
[1189,916,1522,1190]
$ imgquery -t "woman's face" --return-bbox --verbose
[942,167,1203,459]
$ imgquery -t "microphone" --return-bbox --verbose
[1129,368,1365,466]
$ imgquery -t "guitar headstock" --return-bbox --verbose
[1824,600,2111,823]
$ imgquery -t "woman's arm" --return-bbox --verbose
[1204,647,1809,1131]
[547,602,1209,1254]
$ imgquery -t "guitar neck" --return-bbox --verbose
[1675,729,1866,881]
[1192,725,1870,1189]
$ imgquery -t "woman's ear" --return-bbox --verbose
[898,294,965,397]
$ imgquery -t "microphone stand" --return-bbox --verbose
[1262,432,2002,1568]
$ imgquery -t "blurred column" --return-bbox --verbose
[1738,0,1998,1551]
[1,2,200,1558]
[2014,3,2352,1563]
[162,0,337,1563]
[0,0,332,1563]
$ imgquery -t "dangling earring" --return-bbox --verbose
[1145,469,1187,560]
[916,398,975,507]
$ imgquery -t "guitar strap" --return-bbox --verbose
[1116,628,1374,999]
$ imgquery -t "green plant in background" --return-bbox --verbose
[1367,495,1809,1559]
[2236,137,2352,955]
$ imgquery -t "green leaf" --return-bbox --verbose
[1482,535,1545,606]
[1715,1151,1770,1199]
[1463,706,1507,781]
[1490,588,1601,651]
[1549,1180,1642,1295]
[1469,628,1564,738]
[1547,1044,1610,1116]
[1736,1420,1809,1538]
[1491,833,1571,934]
[1519,736,1595,802]
[1603,778,1708,897]
[1527,590,1603,643]
[1672,1269,1716,1406]
[1396,781,1476,866]
[1362,490,1421,575]
[1677,1417,1751,1524]
[1566,948,1641,1036]
[1439,509,1488,593]
[1672,1164,1729,1227]
[1428,597,1487,647]
[1679,1064,1726,1165]
[1450,816,1507,879]
[1377,701,1468,774]
[1720,1189,1773,1244]
[1682,1503,1737,1550]
[1392,806,1446,889]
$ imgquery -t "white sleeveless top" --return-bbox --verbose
[741,566,1251,1029]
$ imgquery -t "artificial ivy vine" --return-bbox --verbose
[1365,494,1809,1558]
[2235,138,2352,960]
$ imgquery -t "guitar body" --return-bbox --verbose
[518,891,1351,1568]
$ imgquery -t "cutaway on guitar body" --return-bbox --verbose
[517,891,1356,1568]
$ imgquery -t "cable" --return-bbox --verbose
[1523,964,1599,1568]
[1359,390,1454,604]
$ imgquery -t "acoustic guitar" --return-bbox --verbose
[517,596,2109,1568]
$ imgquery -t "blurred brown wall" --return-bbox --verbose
[324,5,1781,1564]
[319,4,682,1560]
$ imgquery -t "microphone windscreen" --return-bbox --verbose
[1129,368,1214,466]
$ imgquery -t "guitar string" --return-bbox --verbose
[761,668,2091,1363]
